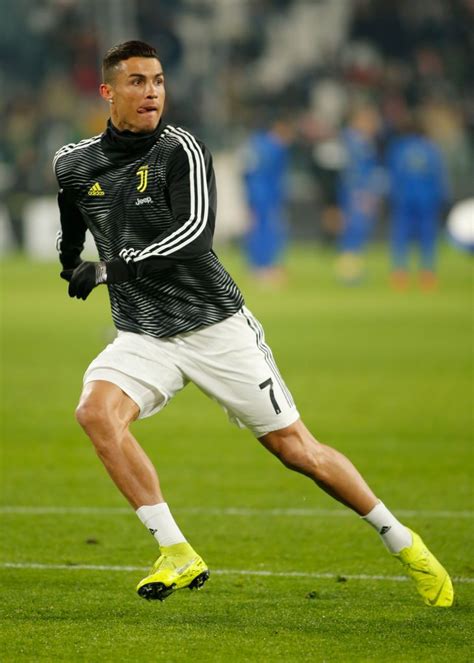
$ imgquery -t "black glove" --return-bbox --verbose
[60,258,83,282]
[67,258,134,300]
[67,261,106,300]
[60,268,77,282]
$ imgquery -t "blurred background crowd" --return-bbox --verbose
[0,0,473,284]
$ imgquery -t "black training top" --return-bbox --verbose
[54,120,244,338]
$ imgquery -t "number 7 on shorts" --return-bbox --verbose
[259,377,281,414]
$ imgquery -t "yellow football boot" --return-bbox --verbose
[394,529,453,607]
[137,542,209,601]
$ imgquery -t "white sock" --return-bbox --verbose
[362,501,412,553]
[136,503,187,548]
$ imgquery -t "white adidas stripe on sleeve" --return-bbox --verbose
[133,127,209,261]
[52,135,102,173]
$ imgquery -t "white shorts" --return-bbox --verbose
[83,306,299,437]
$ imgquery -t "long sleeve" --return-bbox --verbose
[56,188,87,269]
[120,137,216,272]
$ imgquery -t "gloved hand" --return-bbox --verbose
[60,258,83,282]
[68,261,107,300]
[60,267,77,282]
[67,258,134,300]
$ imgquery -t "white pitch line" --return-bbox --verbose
[0,506,472,518]
[1,562,473,584]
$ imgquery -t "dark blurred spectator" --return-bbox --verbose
[386,111,449,290]
[136,0,183,73]
[350,0,409,59]
[1,97,39,250]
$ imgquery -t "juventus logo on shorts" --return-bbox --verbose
[136,165,149,193]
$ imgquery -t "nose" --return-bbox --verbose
[145,81,159,98]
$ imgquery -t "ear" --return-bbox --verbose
[99,83,113,103]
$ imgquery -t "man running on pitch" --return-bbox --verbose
[54,41,453,607]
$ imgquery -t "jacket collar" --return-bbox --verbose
[101,118,164,163]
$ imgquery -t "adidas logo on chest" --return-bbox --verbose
[88,182,105,196]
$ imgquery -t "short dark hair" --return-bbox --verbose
[102,40,159,82]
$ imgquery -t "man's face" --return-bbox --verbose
[100,57,165,133]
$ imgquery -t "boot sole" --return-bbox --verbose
[137,569,210,601]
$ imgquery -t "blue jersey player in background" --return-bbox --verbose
[386,114,449,290]
[242,118,293,286]
[336,104,383,284]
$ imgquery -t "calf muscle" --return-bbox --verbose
[259,419,377,516]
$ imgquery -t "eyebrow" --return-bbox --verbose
[128,72,164,79]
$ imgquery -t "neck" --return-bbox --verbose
[111,120,160,135]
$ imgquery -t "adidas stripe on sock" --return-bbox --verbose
[136,502,187,547]
[363,501,412,553]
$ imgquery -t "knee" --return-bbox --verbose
[75,399,117,438]
[75,401,124,460]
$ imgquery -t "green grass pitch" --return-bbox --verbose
[1,244,473,662]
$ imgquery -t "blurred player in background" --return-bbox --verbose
[386,111,449,290]
[54,40,453,607]
[336,104,383,283]
[242,116,294,286]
